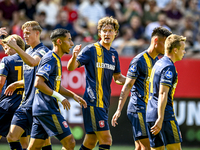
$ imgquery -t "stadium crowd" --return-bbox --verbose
[0,0,199,58]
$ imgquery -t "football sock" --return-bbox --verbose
[9,141,22,150]
[99,144,110,150]
[79,144,91,150]
[42,144,52,150]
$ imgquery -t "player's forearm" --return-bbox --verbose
[67,56,78,71]
[117,85,131,111]
[157,92,168,122]
[15,46,39,67]
[14,80,24,88]
[59,86,75,98]
[114,74,126,85]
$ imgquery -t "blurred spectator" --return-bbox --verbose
[0,0,18,24]
[54,10,77,39]
[178,13,199,43]
[155,0,171,11]
[144,12,171,41]
[184,0,200,28]
[62,0,78,23]
[112,27,144,56]
[103,0,123,23]
[121,0,143,24]
[18,0,37,20]
[36,0,60,29]
[82,21,98,43]
[78,0,105,27]
[165,0,184,32]
[142,0,160,26]
[129,15,145,40]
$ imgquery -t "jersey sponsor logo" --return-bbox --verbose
[39,50,46,56]
[23,64,34,70]
[99,120,105,128]
[43,64,51,71]
[0,63,5,69]
[129,65,137,73]
[112,55,115,63]
[96,62,115,71]
[161,79,172,83]
[165,71,173,79]
[62,121,68,128]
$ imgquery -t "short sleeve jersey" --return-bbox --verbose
[20,43,49,109]
[32,51,62,116]
[146,56,178,122]
[76,42,121,109]
[127,51,158,113]
[0,54,23,113]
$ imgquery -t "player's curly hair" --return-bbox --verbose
[151,26,172,38]
[97,16,119,36]
[22,21,42,33]
[165,34,186,53]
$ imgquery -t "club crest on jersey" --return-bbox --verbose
[43,64,51,71]
[165,71,173,79]
[99,120,105,128]
[130,65,137,72]
[0,63,5,69]
[112,55,115,63]
[62,121,68,128]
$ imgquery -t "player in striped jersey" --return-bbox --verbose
[67,16,126,150]
[146,34,186,150]
[111,27,172,150]
[4,21,51,150]
[28,28,87,150]
[0,30,28,149]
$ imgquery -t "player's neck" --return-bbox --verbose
[53,47,63,58]
[100,41,111,50]
[147,47,158,59]
[30,40,41,49]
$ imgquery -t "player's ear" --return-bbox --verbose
[56,39,62,45]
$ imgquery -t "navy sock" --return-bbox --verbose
[79,144,91,150]
[42,145,52,150]
[99,144,110,150]
[9,141,23,150]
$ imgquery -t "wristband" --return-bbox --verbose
[52,91,66,102]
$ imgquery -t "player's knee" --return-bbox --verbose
[99,136,112,146]
[63,136,76,150]
[7,133,19,142]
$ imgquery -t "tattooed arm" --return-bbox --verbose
[111,77,136,127]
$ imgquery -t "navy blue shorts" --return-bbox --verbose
[127,111,148,141]
[11,107,32,136]
[31,114,71,141]
[0,109,13,137]
[82,106,109,134]
[147,120,182,148]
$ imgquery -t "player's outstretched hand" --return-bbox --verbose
[73,94,87,108]
[4,82,17,96]
[72,44,82,58]
[61,99,71,110]
[111,110,121,127]
[151,118,163,135]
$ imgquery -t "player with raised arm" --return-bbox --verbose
[4,21,51,150]
[67,16,126,150]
